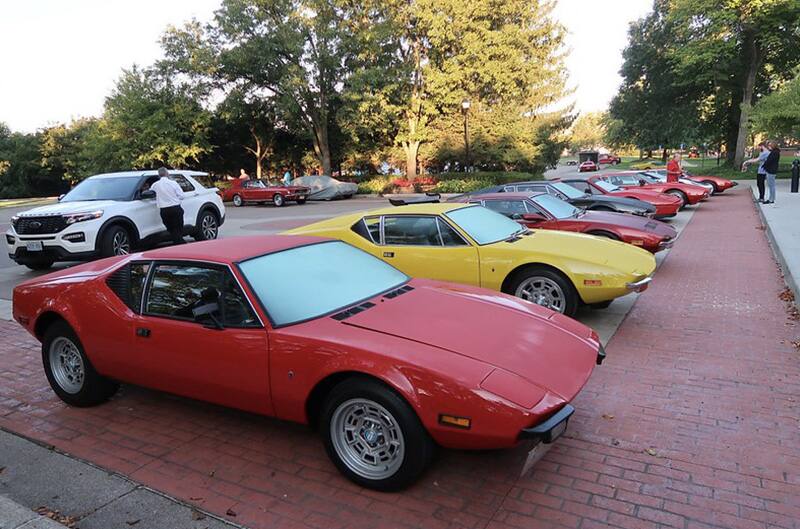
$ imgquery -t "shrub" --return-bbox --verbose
[357,176,393,194]
[432,178,496,193]
[434,171,541,184]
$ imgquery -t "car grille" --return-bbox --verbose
[14,215,67,235]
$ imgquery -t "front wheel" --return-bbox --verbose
[702,181,719,193]
[320,378,434,491]
[666,189,687,208]
[508,267,579,316]
[296,197,307,205]
[232,194,244,207]
[42,321,119,407]
[100,225,133,257]
[194,210,219,241]
[273,194,285,207]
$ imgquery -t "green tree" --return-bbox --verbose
[569,112,608,152]
[751,68,800,141]
[103,66,211,169]
[39,118,121,184]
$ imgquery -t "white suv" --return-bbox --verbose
[6,170,225,270]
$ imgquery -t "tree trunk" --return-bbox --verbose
[733,32,761,168]
[309,117,332,176]
[403,141,420,180]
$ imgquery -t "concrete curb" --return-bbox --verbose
[749,185,799,300]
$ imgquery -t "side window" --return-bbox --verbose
[169,174,196,193]
[130,262,151,312]
[351,217,381,244]
[483,200,528,217]
[516,184,537,192]
[144,263,259,327]
[383,216,441,246]
[437,219,467,246]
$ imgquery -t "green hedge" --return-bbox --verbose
[434,171,541,184]
[356,171,542,195]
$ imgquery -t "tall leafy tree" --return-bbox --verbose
[751,68,800,141]
[569,112,608,152]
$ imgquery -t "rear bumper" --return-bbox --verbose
[519,404,575,443]
[626,276,652,293]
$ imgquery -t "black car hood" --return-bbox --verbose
[569,194,655,213]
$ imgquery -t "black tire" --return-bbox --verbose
[296,198,307,205]
[273,194,285,207]
[506,266,579,317]
[100,225,133,257]
[41,321,119,407]
[320,377,434,491]
[666,189,687,208]
[702,180,719,193]
[25,261,54,271]
[194,210,220,241]
[232,194,244,207]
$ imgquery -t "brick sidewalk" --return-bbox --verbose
[1,189,799,529]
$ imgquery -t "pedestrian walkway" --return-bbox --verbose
[0,187,798,529]
[748,178,800,300]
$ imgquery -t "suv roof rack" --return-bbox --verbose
[388,193,441,206]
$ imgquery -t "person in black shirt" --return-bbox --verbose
[762,141,781,204]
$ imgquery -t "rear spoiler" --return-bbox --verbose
[388,193,441,206]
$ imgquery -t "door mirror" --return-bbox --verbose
[522,213,546,223]
[58,194,65,202]
[140,189,156,200]
[192,302,223,330]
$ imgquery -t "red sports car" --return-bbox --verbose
[12,236,603,491]
[221,179,309,207]
[598,154,621,165]
[560,178,682,219]
[579,160,598,172]
[598,172,709,207]
[646,169,738,194]
[459,192,677,253]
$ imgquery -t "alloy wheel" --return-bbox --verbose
[515,276,566,313]
[201,213,218,240]
[49,337,85,394]
[112,230,131,255]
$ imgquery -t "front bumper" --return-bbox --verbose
[519,404,575,443]
[626,276,652,293]
[657,237,675,250]
[6,227,98,264]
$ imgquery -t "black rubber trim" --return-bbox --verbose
[597,344,606,365]
[518,404,575,443]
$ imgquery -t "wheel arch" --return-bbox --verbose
[95,216,141,251]
[195,202,222,226]
[34,310,73,340]
[500,262,577,296]
[586,229,621,240]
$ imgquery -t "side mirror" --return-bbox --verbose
[522,213,546,223]
[192,302,224,330]
[584,187,591,194]
[638,179,647,186]
[140,190,156,200]
[58,194,65,202]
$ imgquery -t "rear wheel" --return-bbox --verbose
[507,266,579,317]
[273,194,285,207]
[320,378,434,491]
[194,210,219,241]
[232,194,244,207]
[25,261,54,271]
[296,197,307,205]
[666,189,687,208]
[42,321,119,407]
[100,225,133,257]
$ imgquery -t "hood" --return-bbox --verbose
[17,257,125,288]
[17,200,118,216]
[340,280,598,400]
[614,189,681,206]
[576,194,655,213]
[580,211,677,238]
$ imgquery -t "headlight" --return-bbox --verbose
[11,215,19,227]
[64,210,103,225]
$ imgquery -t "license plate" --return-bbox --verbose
[25,241,43,252]
[549,419,568,441]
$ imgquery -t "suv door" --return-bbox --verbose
[169,174,202,228]
[129,175,165,239]
[358,215,480,286]
[129,262,271,415]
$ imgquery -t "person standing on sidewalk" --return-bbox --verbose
[150,167,186,245]
[742,142,770,202]
[762,142,781,204]
[666,153,682,182]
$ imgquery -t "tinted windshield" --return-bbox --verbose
[595,180,620,192]
[532,195,580,219]
[62,176,140,202]
[552,182,585,198]
[445,205,524,245]
[239,241,408,326]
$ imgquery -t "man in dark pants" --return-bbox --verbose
[150,167,186,245]
[742,143,769,202]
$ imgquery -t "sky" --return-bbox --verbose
[0,0,654,133]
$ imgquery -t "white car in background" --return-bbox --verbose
[6,170,225,270]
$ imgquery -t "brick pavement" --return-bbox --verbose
[1,188,799,529]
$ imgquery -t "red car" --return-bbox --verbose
[221,179,309,207]
[646,169,738,194]
[598,154,621,165]
[598,172,709,207]
[12,236,603,491]
[560,178,682,219]
[460,192,677,253]
[579,160,598,172]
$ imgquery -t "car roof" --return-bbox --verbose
[88,170,209,179]
[136,235,329,263]
[468,192,543,200]
[363,202,474,216]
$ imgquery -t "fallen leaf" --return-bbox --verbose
[226,508,237,517]
[191,510,206,521]
[126,520,141,526]
[208,470,215,477]
[190,497,203,501]
[644,447,658,456]
[601,414,615,420]
[0,466,5,475]
[611,439,620,446]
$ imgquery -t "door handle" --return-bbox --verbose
[136,327,151,338]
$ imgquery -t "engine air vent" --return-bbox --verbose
[383,285,415,299]
[331,301,376,321]
[106,265,132,309]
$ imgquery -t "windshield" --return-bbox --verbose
[552,182,585,198]
[61,176,141,202]
[445,205,523,245]
[239,241,408,326]
[594,180,621,192]
[531,195,580,219]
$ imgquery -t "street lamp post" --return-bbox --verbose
[461,99,471,172]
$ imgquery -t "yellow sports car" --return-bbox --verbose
[285,203,656,316]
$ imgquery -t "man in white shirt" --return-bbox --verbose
[150,167,186,245]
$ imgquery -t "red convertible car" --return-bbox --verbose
[12,236,603,491]
[578,160,598,172]
[560,178,682,219]
[221,179,309,207]
[459,192,677,253]
[598,172,709,207]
